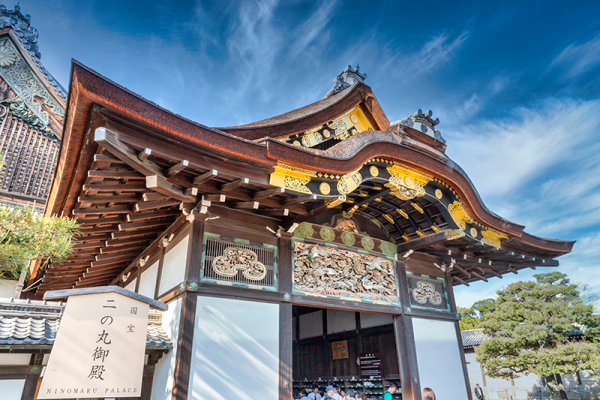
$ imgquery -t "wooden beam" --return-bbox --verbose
[203,194,226,202]
[284,194,317,207]
[100,243,148,254]
[82,183,147,192]
[397,231,448,253]
[94,154,125,164]
[96,249,144,261]
[453,264,471,278]
[470,270,488,282]
[219,178,249,192]
[135,198,181,212]
[111,228,166,239]
[91,256,135,268]
[193,169,218,186]
[229,201,259,209]
[252,187,285,200]
[78,195,141,203]
[166,160,189,178]
[105,236,154,247]
[87,170,145,179]
[127,209,181,221]
[138,148,152,162]
[452,276,469,286]
[146,175,195,202]
[260,208,289,217]
[119,218,174,231]
[76,216,125,225]
[72,206,131,215]
[142,192,168,201]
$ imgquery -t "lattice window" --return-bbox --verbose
[406,272,450,312]
[201,233,277,290]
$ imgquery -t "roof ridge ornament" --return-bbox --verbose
[0,4,67,99]
[324,64,367,98]
[396,109,446,144]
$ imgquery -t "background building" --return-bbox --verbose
[0,5,65,212]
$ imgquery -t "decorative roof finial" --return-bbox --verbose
[394,109,446,144]
[324,64,367,98]
[0,4,39,58]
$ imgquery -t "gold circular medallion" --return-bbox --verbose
[369,165,379,177]
[470,228,478,238]
[319,182,331,195]
[350,114,359,124]
[404,176,414,187]
[435,189,443,199]
[323,129,331,138]
[293,140,301,147]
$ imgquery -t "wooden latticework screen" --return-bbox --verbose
[0,109,60,205]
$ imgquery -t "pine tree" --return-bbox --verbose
[476,272,600,400]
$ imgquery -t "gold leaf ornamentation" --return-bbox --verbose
[447,201,474,230]
[337,170,362,195]
[270,162,317,194]
[325,196,346,208]
[481,229,507,248]
[361,236,375,251]
[470,228,478,238]
[341,231,356,246]
[444,229,465,241]
[435,189,443,199]
[385,163,431,201]
[370,165,379,177]
[319,181,331,195]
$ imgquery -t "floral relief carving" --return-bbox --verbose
[212,247,267,281]
[411,281,442,305]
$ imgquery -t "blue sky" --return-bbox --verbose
[22,0,600,307]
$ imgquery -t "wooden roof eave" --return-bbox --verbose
[218,82,391,140]
[263,133,573,254]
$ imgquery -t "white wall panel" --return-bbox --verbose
[189,296,279,400]
[0,379,25,400]
[151,298,182,400]
[159,235,189,296]
[413,318,468,400]
[138,261,159,298]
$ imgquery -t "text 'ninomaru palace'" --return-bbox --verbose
[0,5,574,400]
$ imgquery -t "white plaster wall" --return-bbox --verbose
[299,310,323,339]
[0,353,30,365]
[360,312,393,329]
[0,280,17,298]
[125,278,137,292]
[326,309,355,334]
[138,261,159,298]
[189,296,279,400]
[413,318,469,400]
[151,297,182,400]
[0,379,26,400]
[159,235,189,296]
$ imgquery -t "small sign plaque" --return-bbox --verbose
[332,340,349,360]
[38,292,149,399]
[359,352,382,380]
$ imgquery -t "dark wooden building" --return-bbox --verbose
[0,5,65,212]
[18,61,573,400]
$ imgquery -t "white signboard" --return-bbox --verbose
[38,292,149,399]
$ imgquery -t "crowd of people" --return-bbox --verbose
[296,382,399,400]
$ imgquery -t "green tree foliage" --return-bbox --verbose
[0,206,79,279]
[475,272,600,380]
[458,298,496,330]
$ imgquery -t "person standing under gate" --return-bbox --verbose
[474,384,485,400]
[298,389,311,400]
[309,384,322,400]
[422,387,436,400]
[384,382,398,400]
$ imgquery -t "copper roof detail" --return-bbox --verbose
[324,64,368,98]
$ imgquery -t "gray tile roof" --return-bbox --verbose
[461,329,491,348]
[0,298,172,350]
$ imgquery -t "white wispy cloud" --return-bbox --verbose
[551,32,600,77]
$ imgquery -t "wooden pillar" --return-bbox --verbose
[395,260,421,400]
[171,215,205,400]
[446,271,473,400]
[21,353,44,400]
[278,233,293,400]
[171,292,197,400]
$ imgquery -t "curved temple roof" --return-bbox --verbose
[32,62,573,293]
